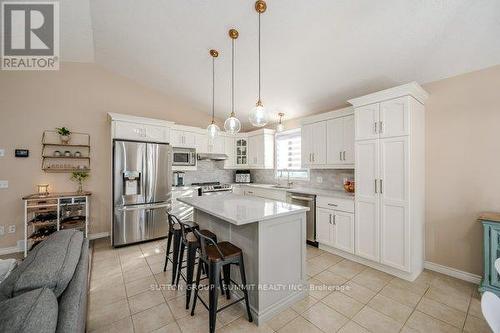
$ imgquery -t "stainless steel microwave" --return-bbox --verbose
[172,147,196,166]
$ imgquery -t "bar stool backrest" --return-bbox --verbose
[193,229,225,262]
[166,211,178,231]
[178,221,192,244]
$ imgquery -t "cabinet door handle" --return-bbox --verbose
[339,151,342,161]
[329,214,332,224]
[333,214,336,225]
[374,122,378,134]
[313,153,315,162]
[375,179,378,193]
[380,179,383,194]
[379,121,383,134]
[327,203,338,207]
[343,151,346,161]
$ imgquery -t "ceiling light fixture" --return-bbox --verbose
[224,29,242,134]
[276,113,285,132]
[249,0,269,127]
[207,49,220,139]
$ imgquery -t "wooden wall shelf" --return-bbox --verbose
[41,130,91,173]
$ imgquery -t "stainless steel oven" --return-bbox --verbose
[172,147,196,167]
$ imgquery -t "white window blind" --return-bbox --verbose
[275,129,308,179]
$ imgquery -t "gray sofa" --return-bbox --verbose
[0,230,89,333]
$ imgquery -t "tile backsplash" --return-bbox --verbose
[182,160,234,185]
[251,169,354,191]
[181,160,354,191]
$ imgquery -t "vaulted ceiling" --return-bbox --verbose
[62,0,500,126]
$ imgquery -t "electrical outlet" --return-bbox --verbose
[0,180,8,189]
[8,225,16,233]
[316,176,323,183]
[0,149,4,157]
[0,225,4,236]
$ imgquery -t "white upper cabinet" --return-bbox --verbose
[380,97,409,138]
[170,129,197,148]
[355,103,380,141]
[348,82,428,280]
[111,117,171,143]
[302,107,354,169]
[326,115,355,166]
[235,137,248,167]
[302,121,327,166]
[327,118,343,165]
[247,130,274,169]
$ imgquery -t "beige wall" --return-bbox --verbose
[423,65,500,276]
[0,62,221,248]
[1,62,499,276]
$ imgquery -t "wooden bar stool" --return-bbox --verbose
[190,229,253,333]
[163,212,199,284]
[175,220,220,310]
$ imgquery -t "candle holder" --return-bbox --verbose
[37,184,49,196]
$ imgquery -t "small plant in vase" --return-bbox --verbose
[71,171,89,193]
[56,127,71,144]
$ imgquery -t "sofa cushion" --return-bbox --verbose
[0,287,58,333]
[56,239,89,333]
[0,230,83,300]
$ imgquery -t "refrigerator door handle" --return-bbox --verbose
[116,202,170,211]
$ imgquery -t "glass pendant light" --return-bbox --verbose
[249,0,269,127]
[276,112,285,132]
[224,29,241,134]
[207,49,220,139]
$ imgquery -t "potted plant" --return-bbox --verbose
[70,171,89,193]
[56,127,71,144]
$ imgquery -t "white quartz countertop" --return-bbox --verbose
[177,193,309,225]
[232,183,355,200]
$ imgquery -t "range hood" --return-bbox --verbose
[197,153,228,161]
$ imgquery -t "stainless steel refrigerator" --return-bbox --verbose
[113,140,172,246]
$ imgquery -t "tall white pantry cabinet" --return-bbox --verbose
[348,82,428,281]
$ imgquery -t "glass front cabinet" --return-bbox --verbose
[235,138,248,167]
[480,216,500,296]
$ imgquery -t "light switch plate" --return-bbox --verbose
[0,180,8,189]
[0,149,4,157]
[316,176,323,183]
[8,225,15,233]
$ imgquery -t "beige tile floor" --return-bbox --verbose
[87,238,492,333]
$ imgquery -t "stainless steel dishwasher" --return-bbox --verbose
[287,192,317,246]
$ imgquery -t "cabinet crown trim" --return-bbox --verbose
[347,82,429,107]
[301,107,354,125]
[108,112,175,127]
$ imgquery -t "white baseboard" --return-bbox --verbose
[0,246,22,256]
[424,261,481,285]
[88,232,110,240]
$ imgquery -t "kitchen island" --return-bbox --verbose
[177,193,309,324]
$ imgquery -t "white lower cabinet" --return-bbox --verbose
[316,196,354,254]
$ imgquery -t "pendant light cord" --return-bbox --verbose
[231,38,235,114]
[212,56,215,122]
[258,13,261,102]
